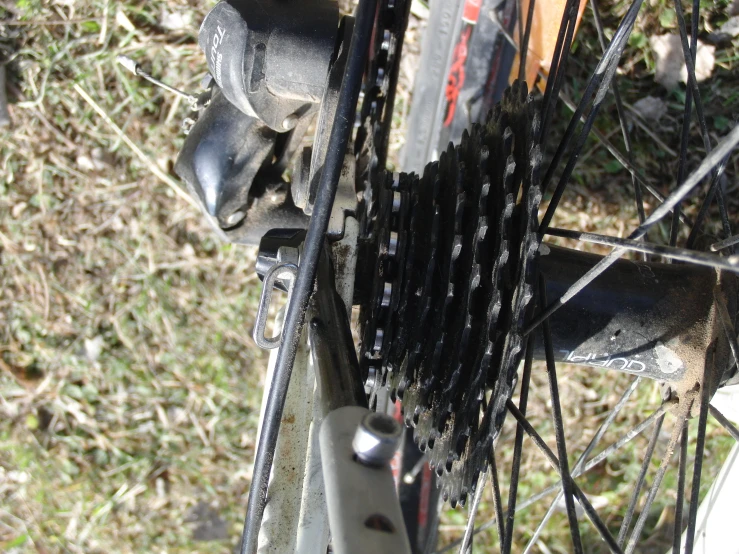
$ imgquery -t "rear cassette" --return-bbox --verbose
[358,81,542,505]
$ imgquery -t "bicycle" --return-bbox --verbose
[126,0,739,551]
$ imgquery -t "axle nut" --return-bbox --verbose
[352,412,402,466]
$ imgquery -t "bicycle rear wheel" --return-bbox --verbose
[357,0,739,552]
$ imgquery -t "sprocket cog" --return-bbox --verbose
[358,81,543,506]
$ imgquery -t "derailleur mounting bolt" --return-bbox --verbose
[352,412,402,466]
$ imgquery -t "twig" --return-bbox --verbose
[73,83,199,209]
[35,262,50,321]
[623,102,678,157]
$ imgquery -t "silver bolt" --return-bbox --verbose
[181,117,196,135]
[225,211,246,227]
[352,412,402,466]
[282,114,299,130]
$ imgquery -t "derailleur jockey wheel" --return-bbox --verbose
[356,81,738,507]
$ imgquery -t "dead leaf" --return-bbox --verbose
[649,34,715,89]
[721,16,739,38]
[631,96,667,121]
[160,10,193,32]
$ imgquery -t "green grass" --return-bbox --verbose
[0,0,737,553]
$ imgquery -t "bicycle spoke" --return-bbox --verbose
[546,228,739,273]
[684,355,713,554]
[669,0,699,249]
[540,0,645,230]
[523,376,641,553]
[672,0,733,244]
[493,16,692,230]
[710,234,739,252]
[676,0,732,248]
[672,0,714,169]
[625,398,693,554]
[672,422,689,553]
[589,0,645,228]
[584,406,667,474]
[402,454,428,485]
[460,469,488,554]
[686,169,729,249]
[624,103,678,157]
[540,277,583,553]
[521,494,558,554]
[524,123,739,338]
[436,405,666,554]
[715,287,739,368]
[708,405,739,442]
[539,0,581,142]
[518,0,536,82]
[617,413,665,547]
[506,400,623,553]
[515,0,524,54]
[515,406,667,517]
[488,448,506,545]
[558,94,692,227]
[502,333,535,554]
[714,181,732,239]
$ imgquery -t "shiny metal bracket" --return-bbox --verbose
[253,262,299,349]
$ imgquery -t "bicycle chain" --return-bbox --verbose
[358,80,543,506]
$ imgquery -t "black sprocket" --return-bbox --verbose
[358,81,542,506]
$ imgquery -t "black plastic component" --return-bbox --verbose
[174,88,309,242]
[255,228,306,290]
[175,88,276,226]
[302,16,355,215]
[176,0,343,243]
[199,0,339,132]
[226,194,308,245]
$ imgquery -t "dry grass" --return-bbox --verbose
[1,2,267,552]
[0,1,737,553]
